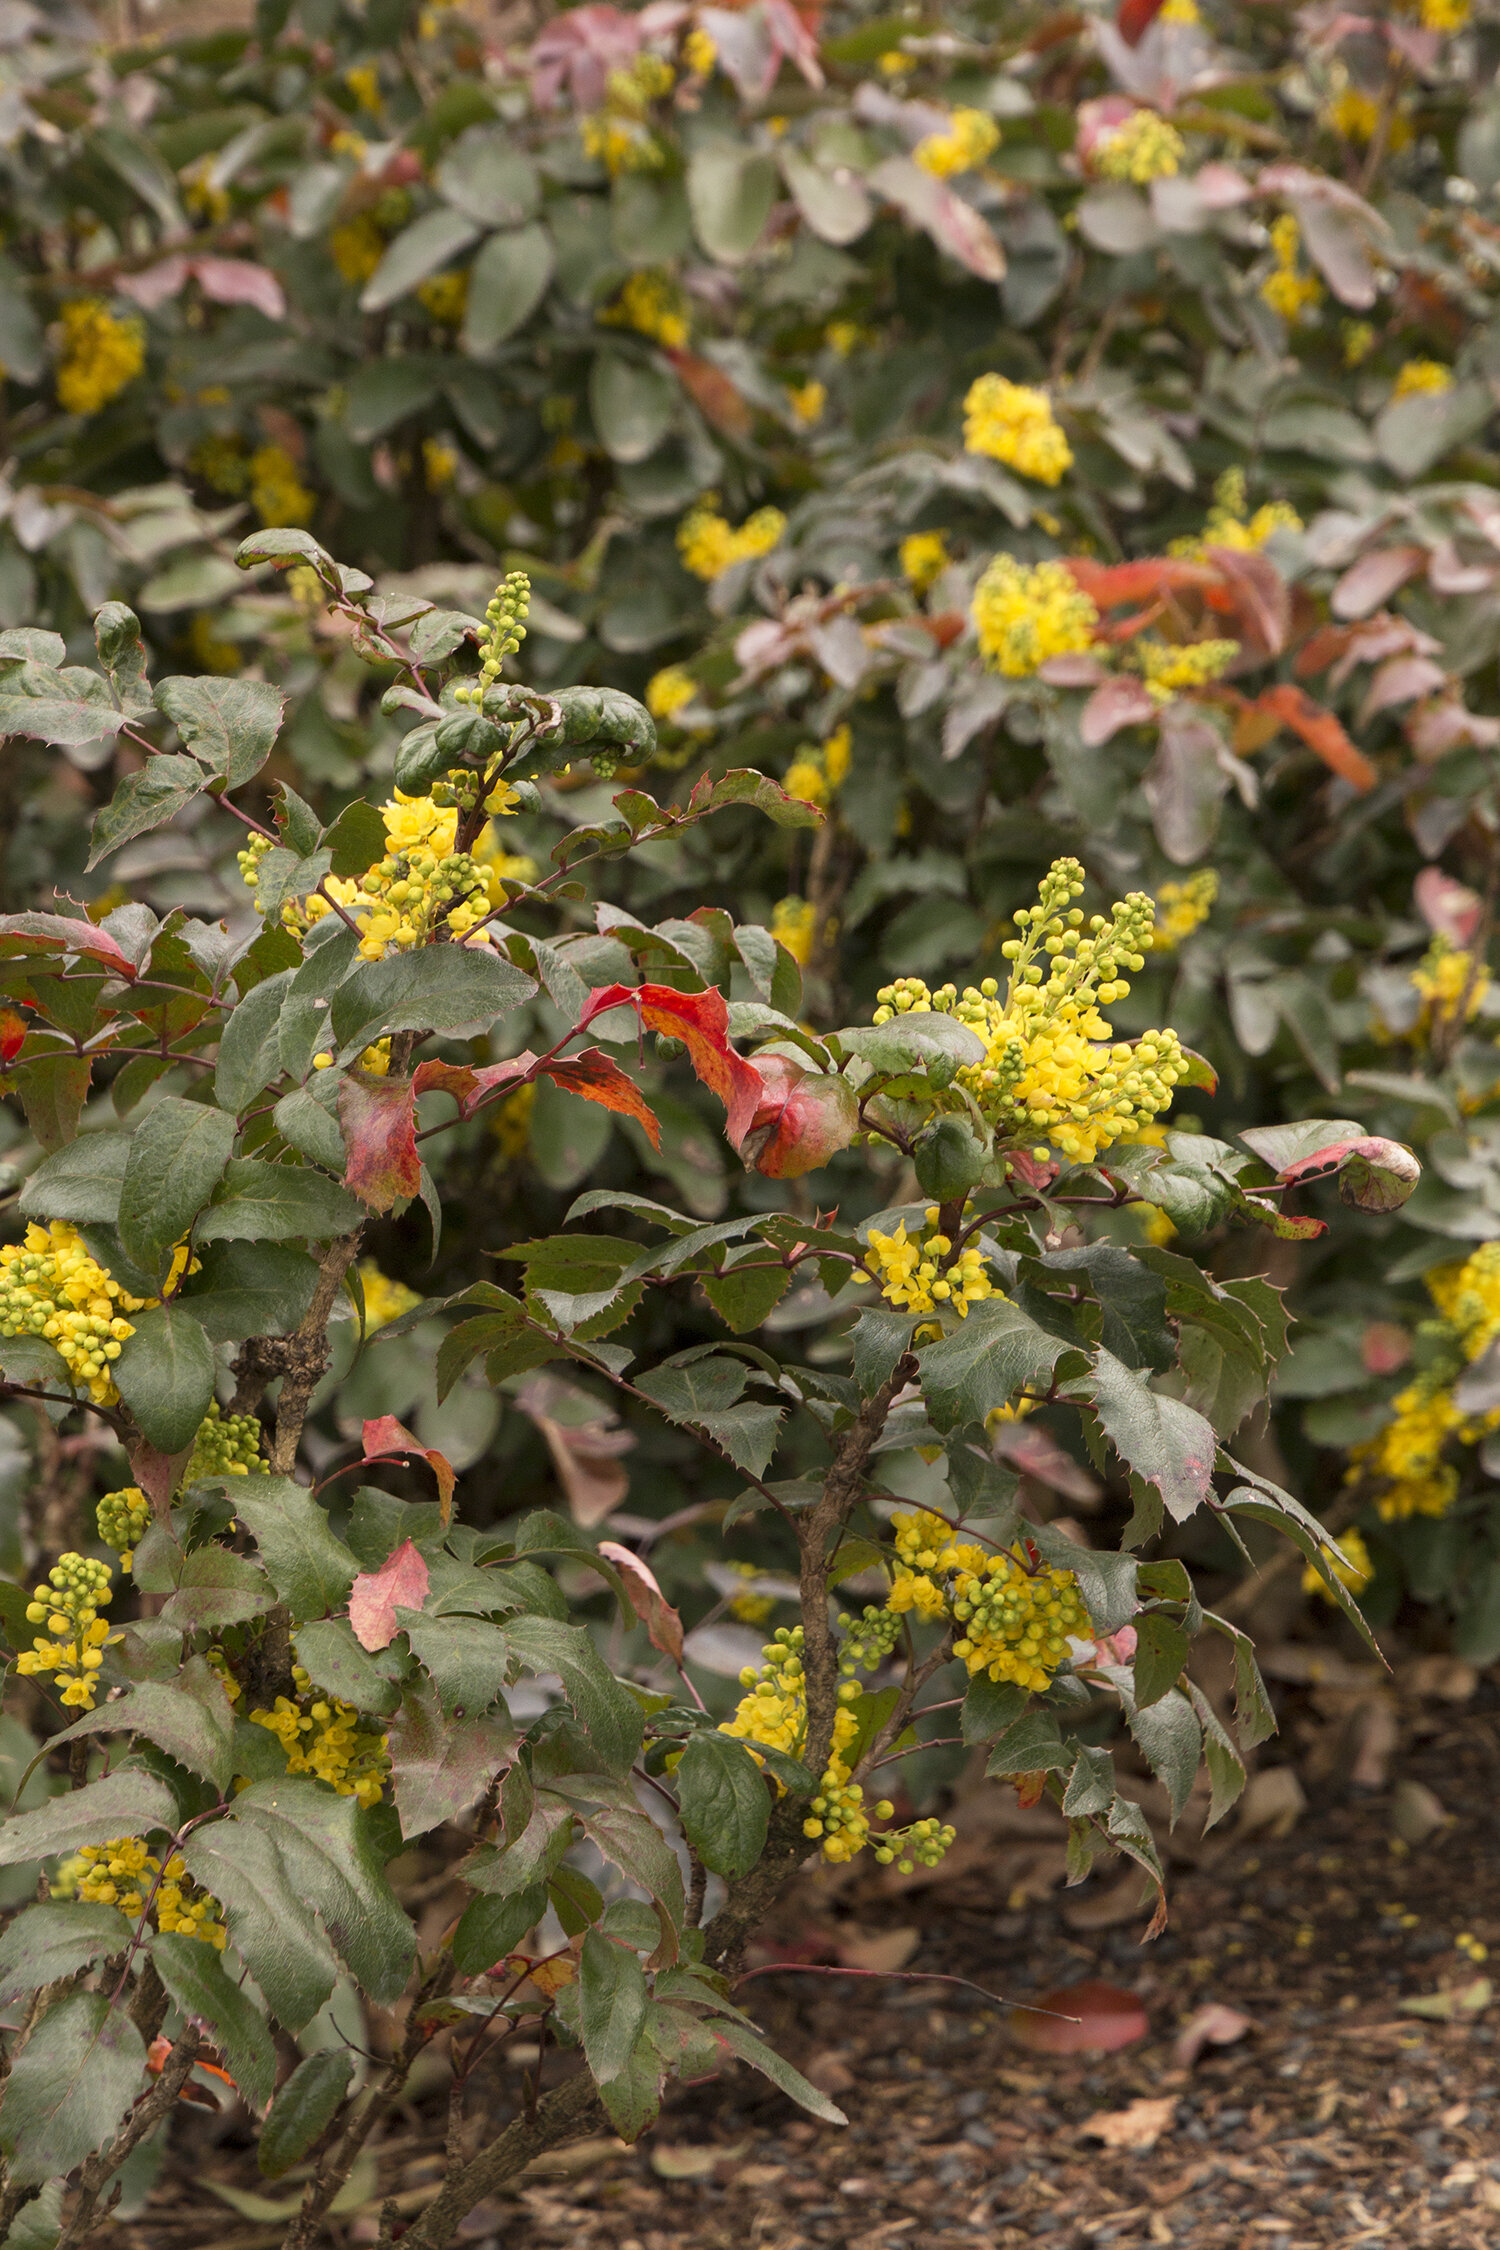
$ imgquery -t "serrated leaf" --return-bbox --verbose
[712,2020,848,2125]
[87,756,207,871]
[387,1673,513,1840]
[196,1157,365,1243]
[214,970,294,1113]
[42,1666,235,1792]
[228,1479,358,1625]
[329,948,534,1057]
[0,1768,178,1868]
[17,1132,131,1224]
[505,1615,644,1774]
[150,1931,276,2110]
[0,1989,146,2187]
[258,2051,354,2178]
[153,676,284,786]
[1132,1613,1190,1710]
[0,1903,134,2008]
[917,1299,1064,1433]
[401,1613,512,1717]
[1080,1349,1215,1522]
[1127,1686,1202,1824]
[579,1927,649,2085]
[112,1305,216,1455]
[674,1732,769,1878]
[116,1095,237,1280]
[218,1779,415,2006]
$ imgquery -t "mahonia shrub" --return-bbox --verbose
[0,531,1413,2241]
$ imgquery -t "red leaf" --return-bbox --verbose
[1414,866,1483,947]
[1361,1322,1412,1377]
[0,912,137,977]
[1255,683,1377,793]
[338,1073,420,1213]
[349,1536,431,1652]
[1202,544,1290,656]
[736,1053,859,1178]
[0,1009,24,1065]
[362,1418,457,1523]
[1065,557,1216,609]
[664,349,754,440]
[191,257,286,321]
[577,982,764,1150]
[1277,1133,1421,1213]
[1173,2002,1253,2070]
[1117,0,1166,42]
[1011,1979,1149,2055]
[597,1539,685,1665]
[413,1051,538,1117]
[541,1049,663,1148]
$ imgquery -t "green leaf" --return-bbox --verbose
[451,1883,548,1976]
[1079,1349,1216,1523]
[687,142,779,262]
[674,1732,769,1878]
[402,1614,512,1717]
[292,1619,402,1716]
[228,1479,358,1624]
[43,1667,236,1793]
[329,947,534,1057]
[1127,1686,1202,1824]
[9,1052,92,1155]
[1061,1743,1115,1818]
[0,1769,178,1868]
[960,1672,1028,1745]
[849,1308,917,1398]
[215,970,294,1112]
[181,1239,320,1344]
[387,1673,514,1839]
[158,1545,274,1632]
[589,352,676,465]
[17,1132,131,1225]
[153,677,284,786]
[712,2020,848,2125]
[1131,1614,1190,1710]
[505,1616,644,1774]
[226,1780,416,2005]
[462,223,554,353]
[0,1903,134,2009]
[578,1805,686,1942]
[196,1158,364,1243]
[150,1931,276,2111]
[0,1989,147,2188]
[322,800,388,881]
[116,1095,237,1280]
[87,756,208,871]
[360,207,481,314]
[180,1818,338,2032]
[579,1927,649,2085]
[983,1709,1069,1778]
[917,1300,1063,1433]
[634,1357,784,1476]
[838,1015,987,1077]
[598,2036,664,2142]
[112,1305,216,1454]
[258,2051,355,2178]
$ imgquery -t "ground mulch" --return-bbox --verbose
[98,1657,1500,2250]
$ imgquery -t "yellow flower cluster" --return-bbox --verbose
[1151,867,1218,948]
[182,159,230,225]
[423,437,458,490]
[963,375,1072,485]
[345,61,382,111]
[250,444,315,528]
[1171,467,1303,559]
[1302,1525,1375,1602]
[1348,1246,1500,1520]
[358,1259,420,1331]
[1411,937,1488,1033]
[331,214,386,284]
[1138,637,1239,702]
[189,433,249,496]
[1412,0,1467,28]
[97,1486,151,1571]
[787,380,826,426]
[646,664,699,722]
[0,1222,144,1404]
[55,300,145,417]
[784,723,851,808]
[1328,88,1381,143]
[771,896,816,966]
[453,570,530,710]
[860,1208,997,1318]
[1394,358,1453,399]
[59,1838,227,1947]
[601,269,689,349]
[677,499,786,580]
[581,54,676,174]
[1095,109,1186,184]
[1261,213,1324,323]
[417,269,468,324]
[971,555,1099,678]
[901,530,949,594]
[250,1664,388,1806]
[186,1399,265,1481]
[887,1512,1088,1692]
[17,1554,114,1710]
[871,859,1183,1162]
[725,1560,776,1625]
[683,25,716,74]
[721,1627,894,1866]
[914,108,1001,178]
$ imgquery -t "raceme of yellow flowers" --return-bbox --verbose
[914,107,1001,178]
[645,664,699,723]
[1151,868,1219,948]
[55,1838,227,1949]
[887,1512,1091,1693]
[1094,109,1186,184]
[963,375,1073,485]
[0,1222,145,1405]
[770,896,817,966]
[677,498,787,581]
[784,722,851,809]
[1261,213,1324,323]
[868,859,1184,1164]
[1138,638,1240,702]
[600,269,690,349]
[1409,936,1489,1035]
[1170,466,1304,558]
[971,555,1099,677]
[54,299,145,417]
[859,1209,996,1320]
[16,1553,115,1709]
[900,531,950,595]
[249,1664,389,1807]
[580,53,676,174]
[1346,1243,1500,1520]
[1302,1526,1375,1602]
[248,443,315,528]
[1393,358,1453,399]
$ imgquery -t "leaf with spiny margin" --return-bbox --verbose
[0,1989,147,2186]
[386,1671,515,1839]
[1127,1684,1202,1823]
[674,1732,770,1878]
[983,1708,1070,1778]
[452,1885,550,1976]
[112,1304,216,1454]
[87,755,207,870]
[219,1779,415,2005]
[150,1931,277,2110]
[196,1157,364,1243]
[1131,1613,1190,1710]
[916,1298,1064,1432]
[258,2052,355,2178]
[214,969,295,1113]
[401,1613,512,1717]
[711,2021,848,2125]
[0,1903,134,2008]
[225,1479,358,1625]
[504,1615,644,1774]
[40,1663,236,1791]
[17,1130,131,1223]
[329,947,534,1057]
[578,1927,649,2087]
[116,1094,237,1280]
[634,1356,784,1477]
[154,675,285,786]
[1077,1348,1216,1522]
[0,1768,178,1867]
[180,1819,338,2032]
[158,1544,274,1631]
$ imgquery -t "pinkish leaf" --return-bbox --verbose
[362,1417,457,1524]
[868,157,1006,281]
[1331,545,1426,621]
[349,1536,431,1651]
[339,1072,420,1213]
[0,912,138,977]
[1081,675,1158,746]
[597,1539,685,1665]
[1173,2002,1254,2070]
[1277,1134,1421,1214]
[1010,1980,1149,2056]
[191,257,286,320]
[116,256,190,309]
[1359,654,1449,726]
[515,1376,635,1528]
[1414,866,1483,947]
[736,1053,859,1178]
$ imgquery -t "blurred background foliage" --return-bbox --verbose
[3,0,1500,1752]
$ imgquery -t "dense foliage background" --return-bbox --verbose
[0,0,1498,2230]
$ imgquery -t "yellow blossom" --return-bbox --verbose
[358,1262,421,1331]
[677,499,786,581]
[1328,88,1381,143]
[771,896,817,966]
[646,665,698,721]
[423,436,459,489]
[345,62,382,111]
[17,1553,116,1710]
[0,1222,144,1405]
[885,1514,1090,1693]
[1343,321,1376,367]
[901,530,949,595]
[601,269,690,348]
[1303,1526,1375,1602]
[57,1837,228,1948]
[1261,213,1324,323]
[725,1561,775,1624]
[1137,637,1239,702]
[1411,937,1488,1034]
[490,1081,535,1163]
[417,269,469,325]
[1151,868,1218,947]
[1393,358,1453,399]
[1170,467,1302,558]
[55,300,145,417]
[251,1664,388,1806]
[1415,0,1467,27]
[914,108,1001,179]
[862,1208,997,1319]
[971,555,1099,677]
[825,319,866,357]
[250,444,315,528]
[683,25,716,74]
[1095,109,1186,185]
[330,214,386,283]
[963,375,1072,485]
[787,379,826,425]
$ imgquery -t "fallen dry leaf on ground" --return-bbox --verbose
[1173,2002,1254,2069]
[1011,1979,1148,2055]
[1081,2096,1178,2151]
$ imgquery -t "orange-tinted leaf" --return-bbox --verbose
[1066,556,1216,609]
[362,1416,456,1524]
[597,1538,685,1664]
[664,348,754,440]
[1010,1979,1149,2055]
[1203,544,1290,655]
[349,1535,431,1651]
[0,912,138,977]
[1255,683,1377,792]
[541,1048,662,1148]
[338,1072,420,1213]
[413,1052,537,1117]
[0,1009,24,1064]
[1117,0,1166,41]
[578,982,764,1149]
[737,1052,859,1177]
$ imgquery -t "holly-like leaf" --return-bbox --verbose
[674,1731,769,1878]
[116,1094,237,1280]
[196,1158,365,1243]
[228,1478,359,1624]
[579,1927,649,2085]
[87,755,208,870]
[361,1417,456,1521]
[112,1304,217,1454]
[918,1299,1065,1432]
[328,947,534,1056]
[180,1820,338,2034]
[153,676,285,786]
[0,1989,146,2187]
[0,1904,134,2008]
[578,982,764,1150]
[0,1768,178,1869]
[387,1671,514,1838]
[338,1072,420,1213]
[258,2052,354,2178]
[348,1537,431,1652]
[150,1931,277,2111]
[1078,1349,1216,1523]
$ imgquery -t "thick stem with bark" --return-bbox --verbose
[54,2028,200,2250]
[396,2070,605,2250]
[269,1232,362,1474]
